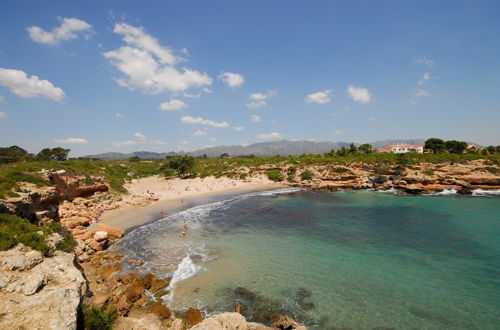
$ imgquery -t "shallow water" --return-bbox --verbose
[115,189,500,329]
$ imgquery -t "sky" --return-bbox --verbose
[0,0,499,156]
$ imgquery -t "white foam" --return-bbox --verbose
[170,255,201,286]
[377,187,397,194]
[431,189,458,196]
[472,189,500,196]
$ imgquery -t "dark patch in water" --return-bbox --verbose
[407,305,453,327]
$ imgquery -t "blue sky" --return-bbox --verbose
[0,0,499,156]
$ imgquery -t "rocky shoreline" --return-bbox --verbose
[1,159,499,329]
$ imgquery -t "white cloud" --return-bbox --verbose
[415,89,430,97]
[334,130,343,135]
[218,72,244,88]
[246,90,277,108]
[257,132,282,140]
[246,100,267,108]
[417,72,431,86]
[54,138,88,144]
[183,92,201,98]
[193,130,207,136]
[115,112,124,118]
[0,68,65,101]
[181,115,229,128]
[134,132,146,140]
[159,99,187,111]
[103,23,212,94]
[250,115,262,122]
[232,126,245,131]
[27,17,92,45]
[416,56,434,68]
[346,85,373,104]
[305,90,332,104]
[209,137,216,142]
[181,140,188,144]
[180,48,189,56]
[0,112,7,118]
[203,87,213,93]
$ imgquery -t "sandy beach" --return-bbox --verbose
[100,175,286,231]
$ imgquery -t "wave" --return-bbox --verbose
[472,189,500,197]
[426,189,458,196]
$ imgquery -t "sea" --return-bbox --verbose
[114,188,500,329]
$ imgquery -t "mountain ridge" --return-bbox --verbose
[82,139,427,160]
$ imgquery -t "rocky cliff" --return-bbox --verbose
[0,244,86,330]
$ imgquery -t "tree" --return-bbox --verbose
[445,140,468,154]
[358,143,373,154]
[424,138,445,154]
[0,146,32,163]
[163,156,196,176]
[348,143,358,155]
[496,146,500,153]
[336,146,349,157]
[36,147,70,161]
[487,145,496,154]
[129,156,140,162]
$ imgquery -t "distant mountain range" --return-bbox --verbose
[83,139,426,160]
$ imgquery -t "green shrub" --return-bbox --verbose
[423,169,435,176]
[0,232,17,250]
[239,173,248,180]
[301,170,313,181]
[18,232,49,255]
[485,167,498,174]
[81,304,118,330]
[286,166,297,175]
[332,167,349,173]
[266,169,283,182]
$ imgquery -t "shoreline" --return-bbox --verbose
[100,176,287,231]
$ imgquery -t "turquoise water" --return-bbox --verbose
[117,190,500,329]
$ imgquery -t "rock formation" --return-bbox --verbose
[0,244,86,330]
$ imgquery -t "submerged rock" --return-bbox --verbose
[185,307,204,327]
[235,286,257,300]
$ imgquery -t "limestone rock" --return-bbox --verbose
[190,312,247,330]
[94,230,108,241]
[0,244,43,271]
[114,313,165,330]
[169,318,185,330]
[0,246,86,330]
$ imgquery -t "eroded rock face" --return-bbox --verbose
[0,244,86,330]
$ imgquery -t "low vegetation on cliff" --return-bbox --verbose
[0,214,74,255]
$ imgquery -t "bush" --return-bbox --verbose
[81,304,118,330]
[485,167,498,174]
[0,232,17,250]
[301,170,313,181]
[266,169,283,182]
[239,173,248,180]
[18,232,49,255]
[423,169,435,176]
[332,167,349,173]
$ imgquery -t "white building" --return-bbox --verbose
[390,144,424,153]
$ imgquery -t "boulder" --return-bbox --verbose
[271,315,307,330]
[190,313,247,330]
[0,244,43,271]
[113,313,164,330]
[185,307,204,327]
[94,231,109,241]
[93,223,125,240]
[145,302,172,320]
[64,216,90,229]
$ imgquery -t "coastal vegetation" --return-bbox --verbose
[0,213,75,255]
[80,304,118,330]
[1,140,500,199]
